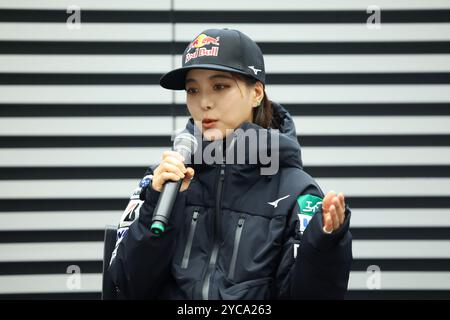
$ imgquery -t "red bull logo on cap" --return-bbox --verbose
[188,34,220,51]
[185,33,220,63]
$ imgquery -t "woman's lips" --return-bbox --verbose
[202,119,218,129]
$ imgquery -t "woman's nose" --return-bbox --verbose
[200,94,213,110]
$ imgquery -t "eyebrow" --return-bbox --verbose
[185,73,234,85]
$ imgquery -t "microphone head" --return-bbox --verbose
[173,132,198,162]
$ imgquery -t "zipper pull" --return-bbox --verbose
[192,209,199,221]
[237,217,245,227]
[220,164,225,181]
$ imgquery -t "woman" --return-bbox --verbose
[109,28,352,300]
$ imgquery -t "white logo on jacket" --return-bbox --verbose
[267,194,290,208]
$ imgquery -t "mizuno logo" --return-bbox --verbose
[248,66,262,75]
[268,195,290,208]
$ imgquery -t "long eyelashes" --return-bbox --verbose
[185,84,230,94]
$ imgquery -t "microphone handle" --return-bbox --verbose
[150,178,183,235]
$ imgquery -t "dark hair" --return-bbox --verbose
[232,74,282,130]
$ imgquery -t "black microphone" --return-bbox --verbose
[150,132,198,235]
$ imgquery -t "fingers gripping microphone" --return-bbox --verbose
[150,132,198,235]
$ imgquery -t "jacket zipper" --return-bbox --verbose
[200,163,225,300]
[181,209,199,269]
[228,216,246,280]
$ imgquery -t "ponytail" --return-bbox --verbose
[253,91,273,129]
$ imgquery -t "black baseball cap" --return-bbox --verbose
[159,28,265,90]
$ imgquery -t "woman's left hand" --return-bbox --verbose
[322,191,346,233]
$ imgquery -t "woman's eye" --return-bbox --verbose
[186,88,198,94]
[214,84,228,90]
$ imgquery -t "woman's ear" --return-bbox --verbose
[253,81,265,108]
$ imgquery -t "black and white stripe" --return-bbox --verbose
[0,0,449,299]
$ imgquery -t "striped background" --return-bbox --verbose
[0,0,449,299]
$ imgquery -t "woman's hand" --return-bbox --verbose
[151,150,195,192]
[321,191,346,233]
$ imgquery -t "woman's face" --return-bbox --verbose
[185,69,262,141]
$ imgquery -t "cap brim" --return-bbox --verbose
[159,64,254,90]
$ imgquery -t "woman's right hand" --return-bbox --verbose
[151,150,195,193]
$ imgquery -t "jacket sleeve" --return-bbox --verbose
[107,166,187,299]
[275,185,353,299]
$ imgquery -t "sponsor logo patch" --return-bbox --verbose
[185,33,220,63]
[296,194,323,232]
[119,199,143,228]
[139,175,152,188]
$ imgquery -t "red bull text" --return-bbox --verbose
[185,34,220,63]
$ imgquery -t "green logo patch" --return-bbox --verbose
[296,194,323,216]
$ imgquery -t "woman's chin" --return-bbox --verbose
[202,127,224,141]
[203,131,224,141]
